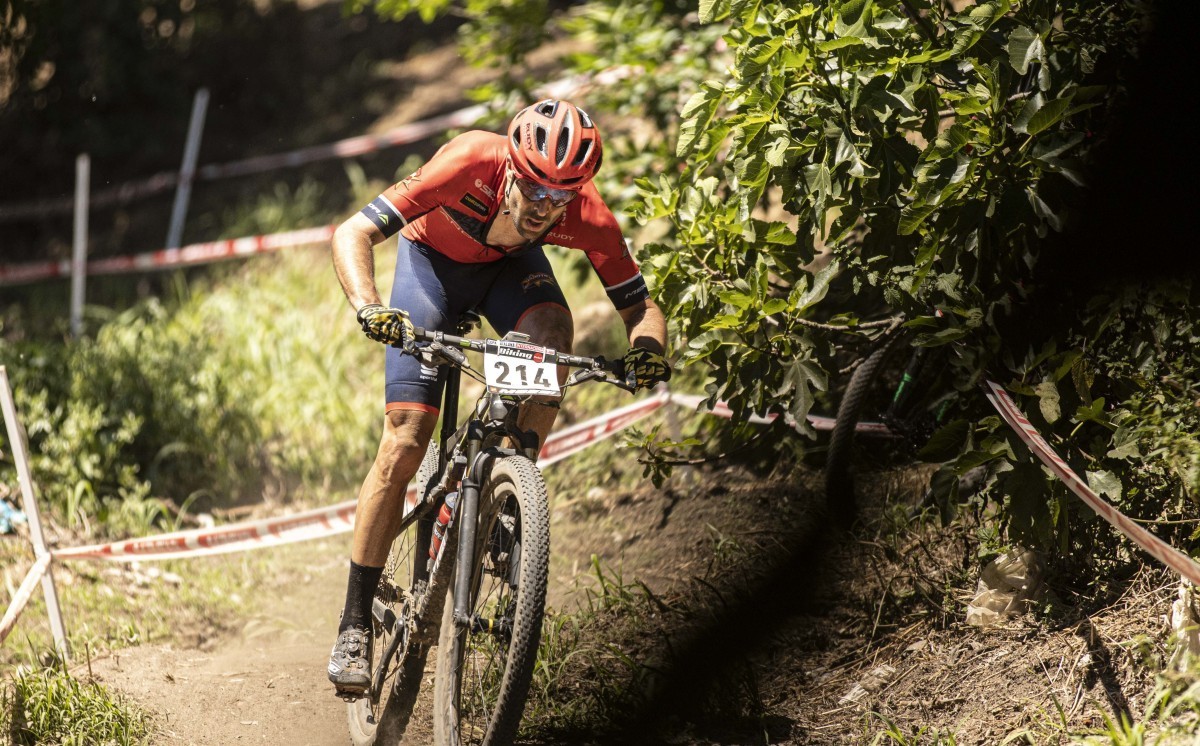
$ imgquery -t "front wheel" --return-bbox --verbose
[432,456,550,746]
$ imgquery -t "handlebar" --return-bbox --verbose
[410,327,636,393]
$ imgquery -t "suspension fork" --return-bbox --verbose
[452,427,486,627]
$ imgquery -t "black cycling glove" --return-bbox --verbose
[621,347,672,390]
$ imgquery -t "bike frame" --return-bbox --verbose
[368,323,621,701]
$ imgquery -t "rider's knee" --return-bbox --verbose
[379,408,436,461]
[515,304,573,352]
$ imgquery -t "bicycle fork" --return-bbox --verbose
[452,434,484,628]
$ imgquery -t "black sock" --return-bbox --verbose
[339,561,384,632]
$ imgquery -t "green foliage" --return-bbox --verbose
[1,301,265,535]
[1,653,152,745]
[643,0,1139,429]
[0,247,384,537]
[971,281,1200,567]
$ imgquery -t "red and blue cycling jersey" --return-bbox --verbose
[360,130,649,310]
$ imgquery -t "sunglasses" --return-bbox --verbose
[513,177,578,207]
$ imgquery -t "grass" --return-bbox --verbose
[524,539,790,744]
[521,557,660,740]
[1066,652,1200,745]
[865,711,960,745]
[1,652,152,746]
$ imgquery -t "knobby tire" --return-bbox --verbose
[825,331,904,527]
[431,456,550,746]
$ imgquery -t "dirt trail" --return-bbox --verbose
[85,470,785,745]
[88,540,353,745]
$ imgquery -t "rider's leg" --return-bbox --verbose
[513,302,574,449]
[332,236,456,695]
[479,248,574,454]
[330,407,437,695]
[350,407,439,568]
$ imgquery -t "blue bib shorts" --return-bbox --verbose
[384,236,570,413]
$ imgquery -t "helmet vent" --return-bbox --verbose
[578,108,594,128]
[534,100,559,117]
[570,140,592,167]
[534,126,548,156]
[555,126,572,165]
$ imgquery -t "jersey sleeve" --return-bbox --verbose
[588,241,649,310]
[359,131,498,237]
[568,192,650,310]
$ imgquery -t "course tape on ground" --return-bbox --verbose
[985,380,1200,586]
[0,67,637,224]
[0,225,336,287]
[49,389,670,563]
[666,392,895,435]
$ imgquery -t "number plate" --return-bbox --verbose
[483,340,560,396]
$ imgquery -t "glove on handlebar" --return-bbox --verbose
[620,347,672,390]
[356,303,416,351]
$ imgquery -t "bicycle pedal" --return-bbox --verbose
[335,687,367,703]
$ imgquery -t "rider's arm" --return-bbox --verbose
[331,212,387,312]
[617,297,668,356]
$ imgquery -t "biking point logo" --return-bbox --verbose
[493,340,547,363]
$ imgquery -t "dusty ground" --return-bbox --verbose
[70,459,1180,745]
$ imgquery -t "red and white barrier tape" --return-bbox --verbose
[52,495,368,562]
[0,554,51,646]
[0,67,639,224]
[539,390,669,467]
[0,225,336,287]
[667,392,895,435]
[985,380,1200,586]
[49,387,668,563]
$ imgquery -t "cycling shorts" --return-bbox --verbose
[384,236,570,413]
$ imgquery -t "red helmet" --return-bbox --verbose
[507,99,603,190]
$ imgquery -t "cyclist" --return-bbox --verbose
[327,98,671,696]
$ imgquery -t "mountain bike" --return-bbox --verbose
[346,314,634,746]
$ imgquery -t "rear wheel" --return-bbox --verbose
[826,331,903,527]
[348,440,441,745]
[432,456,549,746]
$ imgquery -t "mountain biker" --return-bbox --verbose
[327,98,671,696]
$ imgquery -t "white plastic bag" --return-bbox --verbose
[965,548,1044,628]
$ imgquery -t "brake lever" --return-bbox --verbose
[434,341,470,368]
[413,340,470,369]
[591,356,637,393]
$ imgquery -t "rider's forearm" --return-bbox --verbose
[332,213,386,311]
[619,298,668,356]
